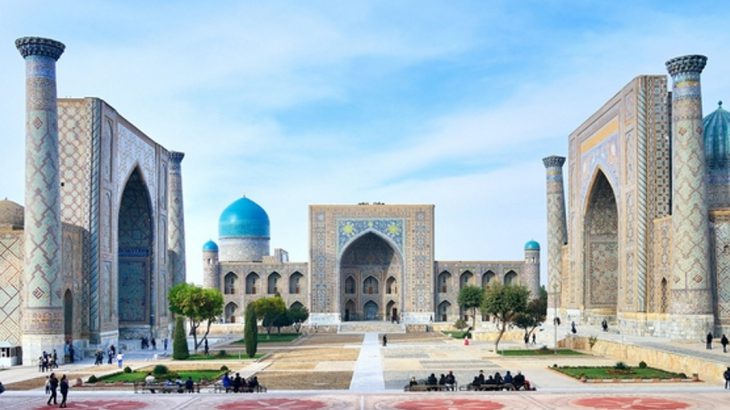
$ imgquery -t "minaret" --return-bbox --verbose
[202,240,220,290]
[523,241,541,300]
[543,156,567,315]
[666,55,713,329]
[16,37,66,364]
[168,151,186,285]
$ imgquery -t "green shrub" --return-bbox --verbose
[153,364,169,375]
[453,318,468,331]
[217,349,227,357]
[679,372,687,379]
[552,364,558,368]
[245,303,258,358]
[87,375,98,383]
[123,366,132,373]
[220,365,229,372]
[173,316,190,360]
[614,361,629,370]
[638,361,647,369]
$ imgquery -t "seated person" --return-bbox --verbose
[232,373,242,393]
[249,376,259,390]
[471,376,481,388]
[513,371,525,389]
[493,372,503,384]
[444,371,456,391]
[185,377,194,393]
[222,373,232,392]
[503,370,513,385]
[144,373,156,393]
[484,375,496,385]
[426,373,437,385]
[477,370,485,385]
[438,374,446,386]
[409,376,418,387]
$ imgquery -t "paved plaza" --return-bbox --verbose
[3,328,730,409]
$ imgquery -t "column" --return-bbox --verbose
[16,36,66,364]
[168,151,186,285]
[543,156,567,314]
[666,55,713,318]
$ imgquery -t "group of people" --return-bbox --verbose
[37,350,59,372]
[93,344,118,366]
[220,371,261,393]
[45,372,70,407]
[140,337,157,350]
[144,373,196,393]
[409,370,458,390]
[469,369,532,390]
[705,333,730,352]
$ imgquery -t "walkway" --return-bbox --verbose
[349,332,385,392]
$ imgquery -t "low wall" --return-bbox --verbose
[559,335,727,384]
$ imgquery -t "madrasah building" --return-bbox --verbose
[544,54,730,339]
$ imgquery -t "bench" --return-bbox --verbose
[211,381,267,393]
[133,382,201,394]
[459,383,515,392]
[404,383,457,392]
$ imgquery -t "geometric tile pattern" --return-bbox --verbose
[666,55,713,315]
[0,233,23,345]
[543,156,567,309]
[167,151,186,286]
[584,172,618,308]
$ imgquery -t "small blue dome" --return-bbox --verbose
[219,196,270,239]
[202,240,218,252]
[524,240,540,251]
[704,101,730,170]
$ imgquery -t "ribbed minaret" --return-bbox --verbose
[202,240,220,290]
[666,55,713,327]
[523,241,541,301]
[168,151,186,285]
[543,156,567,315]
[16,36,66,364]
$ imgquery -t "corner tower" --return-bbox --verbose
[168,151,186,285]
[202,240,220,290]
[16,36,66,364]
[666,55,714,336]
[523,240,541,300]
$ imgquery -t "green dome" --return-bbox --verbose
[524,240,540,250]
[219,196,270,239]
[704,101,730,170]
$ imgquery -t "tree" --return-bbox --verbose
[244,302,258,358]
[172,316,189,360]
[514,286,547,342]
[287,305,309,333]
[458,285,484,329]
[168,283,224,352]
[480,282,530,353]
[253,295,287,336]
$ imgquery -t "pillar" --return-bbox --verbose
[523,242,541,301]
[16,36,66,364]
[666,55,714,333]
[167,151,186,285]
[543,156,567,316]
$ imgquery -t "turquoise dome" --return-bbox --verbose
[524,240,540,251]
[218,196,270,239]
[202,240,218,252]
[704,101,730,170]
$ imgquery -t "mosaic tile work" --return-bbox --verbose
[0,232,23,345]
[543,156,567,309]
[168,151,186,285]
[667,55,713,315]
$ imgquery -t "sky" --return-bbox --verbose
[2,1,730,285]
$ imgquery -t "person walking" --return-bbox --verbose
[59,374,69,408]
[163,338,168,351]
[116,352,124,368]
[722,334,729,353]
[47,372,58,405]
[724,367,730,390]
[706,332,713,350]
[571,321,577,335]
[382,334,387,347]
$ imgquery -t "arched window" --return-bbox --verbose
[504,270,517,285]
[438,301,451,322]
[345,277,356,294]
[364,301,379,320]
[290,301,304,310]
[482,271,495,288]
[225,302,238,323]
[246,272,259,294]
[438,271,451,293]
[386,277,397,294]
[460,271,474,289]
[268,272,281,294]
[289,272,303,294]
[224,272,237,295]
[363,276,379,294]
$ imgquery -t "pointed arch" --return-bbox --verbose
[386,276,397,294]
[225,302,238,323]
[504,270,517,285]
[268,272,281,294]
[224,272,238,295]
[344,299,356,321]
[438,301,451,322]
[460,270,474,289]
[63,289,73,339]
[482,271,495,288]
[289,271,304,294]
[363,276,379,295]
[438,271,451,293]
[363,301,379,320]
[345,276,356,294]
[246,272,259,294]
[290,301,304,310]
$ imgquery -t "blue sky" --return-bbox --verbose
[2,1,730,284]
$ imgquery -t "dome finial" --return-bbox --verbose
[720,100,723,108]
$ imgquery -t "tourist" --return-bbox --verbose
[602,319,608,332]
[724,367,730,390]
[107,348,113,365]
[445,370,456,391]
[382,335,387,347]
[485,375,495,385]
[571,321,577,334]
[437,373,445,387]
[493,371,503,384]
[204,339,209,355]
[222,372,232,392]
[523,334,529,345]
[164,338,168,351]
[477,370,485,385]
[503,370,513,386]
[426,373,437,386]
[145,372,156,393]
[0,381,5,394]
[248,376,259,392]
[52,350,58,368]
[232,372,242,393]
[151,338,157,350]
[513,371,525,390]
[707,332,714,350]
[116,352,124,368]
[47,372,58,405]
[722,334,729,353]
[59,374,69,408]
[532,333,536,344]
[185,377,194,393]
[68,345,74,363]
[409,376,417,387]
[45,375,50,393]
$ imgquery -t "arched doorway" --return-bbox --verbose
[246,272,259,294]
[482,271,495,288]
[460,271,474,289]
[289,272,303,294]
[340,232,402,321]
[224,272,237,295]
[504,271,517,285]
[118,168,154,336]
[63,289,73,340]
[438,301,451,322]
[438,271,451,293]
[386,300,398,323]
[268,272,281,294]
[225,302,238,323]
[584,170,618,315]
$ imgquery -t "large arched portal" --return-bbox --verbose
[340,232,402,321]
[583,170,618,316]
[117,168,154,337]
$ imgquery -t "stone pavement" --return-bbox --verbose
[349,332,385,392]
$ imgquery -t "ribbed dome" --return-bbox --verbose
[218,196,270,239]
[202,240,219,252]
[704,101,730,170]
[524,240,540,251]
[0,199,24,228]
